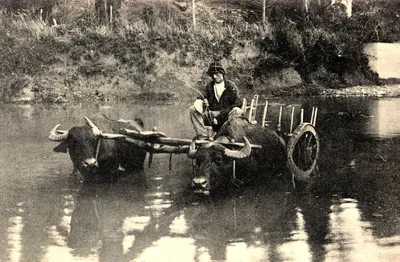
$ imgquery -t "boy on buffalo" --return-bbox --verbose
[190,61,243,140]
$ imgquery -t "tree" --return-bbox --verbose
[95,0,122,25]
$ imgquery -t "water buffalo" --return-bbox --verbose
[188,116,287,195]
[48,113,146,181]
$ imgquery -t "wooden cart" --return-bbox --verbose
[242,94,320,181]
[98,95,320,182]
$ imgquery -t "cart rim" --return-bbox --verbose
[287,123,320,181]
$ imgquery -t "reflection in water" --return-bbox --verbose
[326,198,400,262]
[226,238,266,262]
[145,174,173,219]
[367,99,400,138]
[133,210,193,259]
[15,188,397,262]
[122,216,150,254]
[317,97,400,139]
[136,237,196,262]
[0,97,399,261]
[8,214,24,262]
[17,104,34,119]
[327,198,377,261]
[277,208,312,262]
[169,212,189,235]
[45,189,100,262]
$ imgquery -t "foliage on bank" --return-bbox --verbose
[0,0,399,103]
[256,0,399,88]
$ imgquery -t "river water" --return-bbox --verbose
[0,96,399,262]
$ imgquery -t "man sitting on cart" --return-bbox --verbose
[189,61,243,140]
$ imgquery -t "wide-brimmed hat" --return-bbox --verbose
[207,61,225,76]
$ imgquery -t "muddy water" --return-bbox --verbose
[0,96,399,262]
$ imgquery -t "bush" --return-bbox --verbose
[253,1,393,87]
[0,0,398,103]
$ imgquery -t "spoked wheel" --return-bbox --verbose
[287,123,320,181]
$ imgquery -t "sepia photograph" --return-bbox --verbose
[0,0,399,261]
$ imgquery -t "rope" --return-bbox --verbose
[181,80,205,99]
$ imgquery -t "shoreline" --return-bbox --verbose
[8,83,400,104]
[322,84,400,97]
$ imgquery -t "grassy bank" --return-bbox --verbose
[0,0,399,103]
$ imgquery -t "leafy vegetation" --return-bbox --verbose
[0,0,399,102]
[254,0,400,87]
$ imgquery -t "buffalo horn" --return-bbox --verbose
[48,124,68,141]
[187,137,197,159]
[223,137,252,159]
[84,117,102,136]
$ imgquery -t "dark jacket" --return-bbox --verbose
[198,79,242,130]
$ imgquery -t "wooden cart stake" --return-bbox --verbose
[300,108,304,124]
[261,100,268,127]
[277,106,283,131]
[313,107,318,126]
[290,106,295,134]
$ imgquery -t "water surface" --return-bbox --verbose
[0,96,399,262]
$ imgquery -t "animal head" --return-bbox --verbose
[48,117,107,177]
[187,137,251,195]
[48,115,145,179]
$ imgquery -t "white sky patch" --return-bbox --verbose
[365,43,400,79]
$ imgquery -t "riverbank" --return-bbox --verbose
[323,84,400,97]
[1,1,399,104]
[9,78,400,104]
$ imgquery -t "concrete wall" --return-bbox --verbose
[364,43,400,79]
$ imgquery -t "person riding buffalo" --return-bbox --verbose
[190,61,243,140]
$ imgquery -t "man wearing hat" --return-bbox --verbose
[189,61,243,140]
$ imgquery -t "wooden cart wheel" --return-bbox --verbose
[287,123,320,181]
